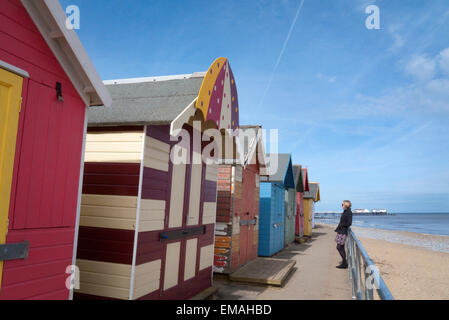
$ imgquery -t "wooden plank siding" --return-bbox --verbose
[135,125,216,299]
[75,127,145,299]
[0,0,87,300]
[74,122,218,300]
[213,163,260,274]
[0,228,74,300]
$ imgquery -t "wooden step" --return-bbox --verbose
[229,258,296,286]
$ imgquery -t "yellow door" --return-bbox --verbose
[303,200,312,237]
[0,68,23,289]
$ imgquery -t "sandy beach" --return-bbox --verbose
[351,226,449,300]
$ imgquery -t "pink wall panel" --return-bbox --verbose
[0,0,87,300]
[11,80,85,229]
[0,228,74,300]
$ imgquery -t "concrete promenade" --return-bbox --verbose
[214,224,352,300]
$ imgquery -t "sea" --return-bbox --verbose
[316,212,449,237]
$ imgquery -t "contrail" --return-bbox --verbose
[258,0,306,109]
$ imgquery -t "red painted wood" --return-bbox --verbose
[296,192,305,236]
[203,180,218,202]
[83,163,140,196]
[136,230,164,265]
[141,167,170,200]
[77,226,135,265]
[138,267,212,300]
[27,289,70,300]
[214,163,260,273]
[1,228,74,300]
[12,80,85,229]
[0,0,88,300]
[0,273,69,300]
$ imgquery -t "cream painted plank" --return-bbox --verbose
[86,132,144,142]
[133,279,160,299]
[76,259,131,277]
[205,164,218,182]
[84,152,142,163]
[202,202,217,225]
[134,272,160,288]
[134,259,162,277]
[140,199,165,210]
[139,220,164,232]
[85,141,143,153]
[168,150,186,228]
[184,238,198,281]
[81,205,137,219]
[187,161,202,226]
[81,194,138,208]
[143,156,169,172]
[80,271,130,288]
[163,242,181,290]
[133,259,162,299]
[139,209,165,221]
[79,216,136,230]
[146,136,170,153]
[138,220,164,232]
[75,283,130,300]
[145,146,170,163]
[199,244,214,270]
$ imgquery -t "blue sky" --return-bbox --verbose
[61,0,449,212]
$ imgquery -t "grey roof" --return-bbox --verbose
[293,165,304,192]
[304,182,319,200]
[260,154,294,188]
[87,73,205,126]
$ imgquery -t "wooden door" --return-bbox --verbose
[273,184,284,253]
[0,68,23,289]
[163,144,188,292]
[11,80,85,229]
[239,166,250,266]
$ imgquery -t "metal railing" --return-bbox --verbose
[346,228,394,300]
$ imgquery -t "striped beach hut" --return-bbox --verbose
[74,58,240,300]
[213,125,267,274]
[293,165,306,237]
[258,154,295,256]
[0,0,110,300]
[303,182,320,237]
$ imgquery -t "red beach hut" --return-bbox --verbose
[214,125,267,274]
[0,0,110,299]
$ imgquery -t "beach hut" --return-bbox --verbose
[284,176,297,246]
[213,125,267,274]
[74,58,240,300]
[0,0,110,300]
[293,165,307,237]
[258,154,295,256]
[303,182,320,237]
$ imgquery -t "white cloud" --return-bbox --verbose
[388,24,405,51]
[405,55,436,82]
[438,47,449,76]
[426,78,449,96]
[316,73,336,83]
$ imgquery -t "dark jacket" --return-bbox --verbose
[335,208,352,235]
